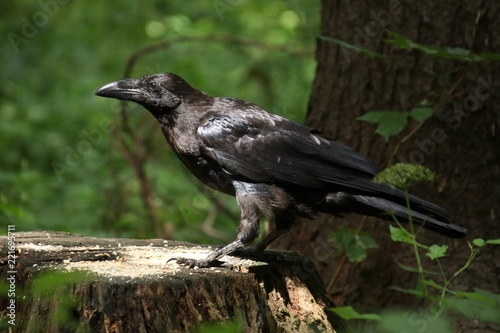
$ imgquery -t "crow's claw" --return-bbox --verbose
[167,257,223,268]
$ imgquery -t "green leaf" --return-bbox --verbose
[409,106,434,122]
[473,238,486,247]
[389,286,427,298]
[485,239,500,245]
[446,291,500,325]
[318,36,387,60]
[358,111,409,141]
[444,47,471,57]
[475,52,500,61]
[196,318,244,333]
[385,31,500,62]
[330,306,382,321]
[389,225,415,245]
[395,262,420,273]
[426,244,448,260]
[384,31,414,48]
[395,262,440,275]
[422,279,443,290]
[31,271,90,296]
[346,234,378,262]
[378,310,452,333]
[455,289,499,304]
[474,288,500,305]
[358,100,433,141]
[330,226,378,263]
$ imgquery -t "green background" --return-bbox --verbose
[1,1,319,243]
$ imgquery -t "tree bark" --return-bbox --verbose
[274,1,500,331]
[0,231,345,333]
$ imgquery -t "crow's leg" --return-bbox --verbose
[252,228,289,251]
[171,181,260,268]
[224,211,297,264]
[252,210,296,250]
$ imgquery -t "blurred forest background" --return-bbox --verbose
[0,1,319,243]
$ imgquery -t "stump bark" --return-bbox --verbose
[0,231,345,333]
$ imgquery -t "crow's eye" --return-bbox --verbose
[148,82,159,91]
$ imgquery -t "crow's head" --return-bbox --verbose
[95,73,205,114]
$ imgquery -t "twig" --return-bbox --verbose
[200,208,233,243]
[386,121,425,167]
[123,34,311,79]
[113,128,165,237]
[202,186,239,221]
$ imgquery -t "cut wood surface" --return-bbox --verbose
[0,231,345,333]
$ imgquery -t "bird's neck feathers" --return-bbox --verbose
[153,92,213,124]
[154,93,215,154]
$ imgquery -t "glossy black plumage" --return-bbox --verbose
[96,73,467,267]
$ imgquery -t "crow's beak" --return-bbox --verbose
[95,78,143,102]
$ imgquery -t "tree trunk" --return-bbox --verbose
[274,1,500,331]
[0,231,345,333]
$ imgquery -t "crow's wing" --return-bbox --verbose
[197,108,381,193]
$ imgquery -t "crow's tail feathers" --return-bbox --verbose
[351,194,468,238]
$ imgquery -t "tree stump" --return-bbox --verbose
[0,231,345,332]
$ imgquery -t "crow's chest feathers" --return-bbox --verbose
[160,123,235,195]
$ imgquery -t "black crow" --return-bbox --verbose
[95,73,467,267]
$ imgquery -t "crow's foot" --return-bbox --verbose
[167,257,223,268]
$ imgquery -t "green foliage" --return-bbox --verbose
[373,163,436,190]
[357,111,408,141]
[425,244,448,260]
[332,224,500,330]
[447,289,500,325]
[327,32,500,143]
[330,226,378,263]
[389,224,415,244]
[409,105,435,122]
[13,270,93,332]
[330,165,500,330]
[472,238,500,247]
[385,31,500,62]
[0,1,319,240]
[378,310,452,333]
[318,36,386,60]
[357,100,434,141]
[387,207,500,313]
[385,221,500,325]
[30,270,90,296]
[330,306,381,321]
[195,318,244,333]
[322,30,500,63]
